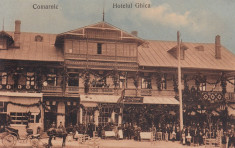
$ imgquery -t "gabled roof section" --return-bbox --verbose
[0,32,64,62]
[0,31,14,45]
[138,40,235,71]
[55,21,145,46]
[167,44,188,59]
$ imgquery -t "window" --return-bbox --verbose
[46,74,57,86]
[98,107,112,127]
[119,75,126,88]
[65,40,73,53]
[26,72,35,86]
[97,43,102,54]
[161,74,167,90]
[68,73,79,86]
[141,78,152,89]
[35,35,43,42]
[91,76,107,87]
[0,102,7,112]
[10,112,39,125]
[0,72,7,85]
[199,82,206,91]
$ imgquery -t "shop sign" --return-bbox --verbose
[123,97,143,104]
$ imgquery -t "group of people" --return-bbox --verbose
[46,121,234,147]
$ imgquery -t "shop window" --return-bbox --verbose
[141,78,152,89]
[161,74,167,90]
[10,112,39,125]
[47,74,57,86]
[68,73,79,86]
[97,43,102,54]
[26,72,35,86]
[0,72,7,85]
[98,107,112,127]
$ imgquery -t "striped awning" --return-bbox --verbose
[80,95,120,103]
[143,96,179,105]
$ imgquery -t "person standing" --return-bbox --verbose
[47,122,56,147]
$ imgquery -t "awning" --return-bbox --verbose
[143,96,179,105]
[80,95,120,103]
[0,92,43,98]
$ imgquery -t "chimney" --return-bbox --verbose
[215,35,221,59]
[131,31,138,37]
[14,20,21,47]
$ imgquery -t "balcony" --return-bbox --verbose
[65,53,137,63]
[42,86,63,96]
[88,87,115,95]
[65,86,80,97]
[200,91,224,103]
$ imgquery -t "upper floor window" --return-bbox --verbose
[199,82,206,91]
[46,74,57,86]
[161,74,167,90]
[68,73,79,86]
[65,40,73,53]
[97,43,102,54]
[119,76,126,88]
[91,76,107,87]
[141,77,152,89]
[35,35,43,42]
[0,72,7,85]
[26,72,35,86]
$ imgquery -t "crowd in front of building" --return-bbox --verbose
[44,115,234,147]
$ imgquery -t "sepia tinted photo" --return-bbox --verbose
[0,0,234,147]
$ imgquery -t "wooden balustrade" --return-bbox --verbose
[65,53,137,62]
[88,87,115,94]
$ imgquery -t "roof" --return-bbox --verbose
[138,40,235,71]
[55,21,145,45]
[0,32,64,62]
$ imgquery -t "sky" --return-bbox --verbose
[0,0,235,53]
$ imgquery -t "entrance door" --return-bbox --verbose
[65,106,77,127]
[44,106,57,131]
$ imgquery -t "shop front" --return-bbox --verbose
[43,97,79,130]
[79,95,122,127]
[122,96,179,131]
[0,92,43,135]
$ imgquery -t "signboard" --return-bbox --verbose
[123,97,143,104]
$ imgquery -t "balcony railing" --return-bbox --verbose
[42,86,63,96]
[88,87,115,94]
[65,53,137,62]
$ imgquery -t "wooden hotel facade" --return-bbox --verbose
[0,20,234,133]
